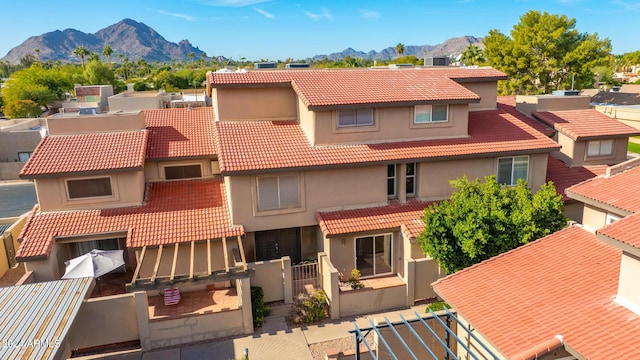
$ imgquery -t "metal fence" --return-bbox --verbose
[291,261,319,296]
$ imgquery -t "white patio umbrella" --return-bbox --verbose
[62,249,125,279]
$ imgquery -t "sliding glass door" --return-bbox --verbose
[355,234,392,277]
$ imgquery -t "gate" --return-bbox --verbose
[291,261,319,296]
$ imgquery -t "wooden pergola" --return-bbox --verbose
[125,236,253,292]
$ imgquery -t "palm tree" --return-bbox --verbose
[73,46,90,70]
[102,45,113,67]
[34,48,40,62]
[395,43,405,58]
[460,44,485,66]
[188,52,195,68]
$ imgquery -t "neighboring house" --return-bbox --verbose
[0,117,47,180]
[108,90,188,111]
[60,85,113,114]
[432,157,640,360]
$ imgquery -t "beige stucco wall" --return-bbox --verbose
[0,214,29,279]
[226,166,386,232]
[339,283,406,317]
[0,162,27,181]
[461,82,498,111]
[580,204,618,231]
[34,171,145,212]
[144,159,217,182]
[108,92,163,111]
[248,258,286,302]
[47,111,145,135]
[68,293,139,350]
[617,252,640,310]
[595,105,640,131]
[0,118,47,132]
[0,131,43,162]
[214,87,298,121]
[412,257,443,300]
[23,242,65,281]
[516,95,591,116]
[308,104,469,146]
[560,133,629,167]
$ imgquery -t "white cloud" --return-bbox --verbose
[205,0,271,6]
[613,0,640,11]
[304,8,332,20]
[360,9,381,19]
[254,7,275,19]
[152,9,196,21]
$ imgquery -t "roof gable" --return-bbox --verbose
[566,165,640,213]
[145,107,216,159]
[532,109,640,140]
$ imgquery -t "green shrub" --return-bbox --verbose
[426,301,451,312]
[250,286,265,328]
[348,268,365,289]
[289,289,328,324]
[133,81,151,91]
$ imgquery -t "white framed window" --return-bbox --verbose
[355,233,393,278]
[606,213,621,224]
[387,164,396,198]
[497,156,529,186]
[414,104,448,123]
[257,174,300,211]
[587,140,613,157]
[406,163,416,196]
[337,108,374,128]
[164,164,202,180]
[66,177,113,199]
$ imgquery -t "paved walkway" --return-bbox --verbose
[75,304,428,360]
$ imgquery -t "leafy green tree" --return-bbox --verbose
[460,44,485,66]
[395,43,405,58]
[33,48,40,62]
[484,11,611,94]
[418,176,566,274]
[3,99,42,119]
[2,66,72,109]
[84,60,116,86]
[73,46,90,71]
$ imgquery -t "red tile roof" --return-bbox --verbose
[566,165,640,213]
[209,68,507,108]
[19,130,147,178]
[316,199,434,238]
[16,179,243,260]
[214,109,559,173]
[599,212,640,250]
[545,156,607,201]
[145,107,216,159]
[532,109,640,140]
[497,96,555,137]
[433,226,640,360]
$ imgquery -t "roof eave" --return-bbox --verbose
[451,76,508,83]
[564,190,634,216]
[19,166,144,180]
[307,98,480,111]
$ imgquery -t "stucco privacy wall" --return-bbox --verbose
[0,162,26,180]
[0,131,42,162]
[462,82,498,111]
[515,95,591,116]
[47,111,145,135]
[247,256,292,303]
[34,171,145,212]
[108,92,163,111]
[339,282,406,317]
[0,214,29,279]
[214,87,298,121]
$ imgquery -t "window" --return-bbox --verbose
[337,108,374,127]
[414,104,448,123]
[356,234,393,277]
[497,156,529,186]
[387,165,396,198]
[606,214,620,224]
[257,174,300,211]
[18,152,32,162]
[67,177,112,199]
[164,164,202,180]
[406,163,416,196]
[587,140,613,157]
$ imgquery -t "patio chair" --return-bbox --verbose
[164,287,181,306]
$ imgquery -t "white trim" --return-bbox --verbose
[161,162,203,181]
[614,295,640,316]
[65,175,115,201]
[606,213,621,224]
[496,155,529,186]
[414,104,449,124]
[354,232,394,278]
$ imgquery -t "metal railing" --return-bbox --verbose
[291,261,319,296]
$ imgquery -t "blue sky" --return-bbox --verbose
[1,0,637,61]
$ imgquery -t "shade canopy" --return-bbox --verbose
[62,249,125,279]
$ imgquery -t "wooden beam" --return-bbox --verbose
[237,236,247,270]
[189,241,195,279]
[130,247,147,285]
[222,237,229,272]
[170,243,179,282]
[207,239,212,275]
[125,267,255,292]
[150,245,163,284]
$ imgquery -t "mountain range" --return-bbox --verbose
[1,19,482,64]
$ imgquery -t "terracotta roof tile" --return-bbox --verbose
[145,107,216,159]
[215,109,559,173]
[209,68,508,108]
[566,165,640,213]
[433,226,640,359]
[16,179,243,260]
[497,96,555,137]
[532,109,640,140]
[19,130,147,178]
[598,212,640,250]
[545,156,607,201]
[316,199,433,238]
